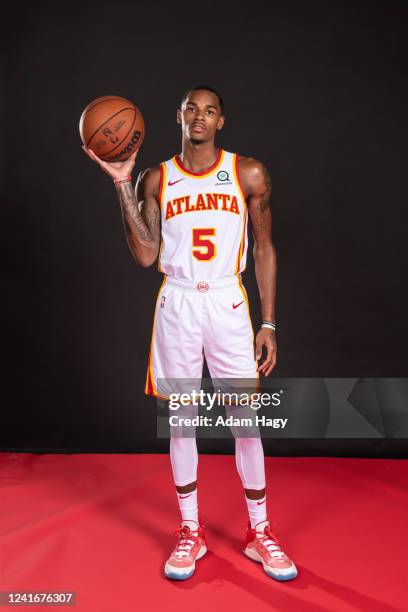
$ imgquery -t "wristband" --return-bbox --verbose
[113,175,132,185]
[261,320,276,331]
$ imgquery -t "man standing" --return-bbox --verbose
[83,85,297,581]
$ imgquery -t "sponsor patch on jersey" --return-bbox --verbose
[215,169,232,186]
[217,170,229,181]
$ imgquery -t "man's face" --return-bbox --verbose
[177,90,225,144]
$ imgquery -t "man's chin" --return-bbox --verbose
[189,137,205,145]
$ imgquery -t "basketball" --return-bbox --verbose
[79,95,145,162]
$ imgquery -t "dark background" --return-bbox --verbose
[2,1,407,455]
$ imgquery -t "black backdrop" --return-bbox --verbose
[2,1,408,456]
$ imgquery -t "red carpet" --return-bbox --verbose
[0,453,406,611]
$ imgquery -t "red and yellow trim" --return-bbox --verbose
[158,162,166,211]
[144,275,168,398]
[172,148,225,178]
[233,154,248,275]
[238,275,261,391]
[157,240,164,272]
[156,163,166,273]
[234,206,247,274]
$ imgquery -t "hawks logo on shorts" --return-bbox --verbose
[156,149,248,281]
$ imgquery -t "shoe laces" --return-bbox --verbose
[173,525,198,559]
[257,525,284,559]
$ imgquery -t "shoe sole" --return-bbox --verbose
[243,547,298,581]
[165,545,207,580]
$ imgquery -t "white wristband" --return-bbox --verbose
[261,322,276,331]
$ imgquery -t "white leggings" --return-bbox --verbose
[170,405,266,490]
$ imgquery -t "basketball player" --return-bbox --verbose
[82,86,297,581]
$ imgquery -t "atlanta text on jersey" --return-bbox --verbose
[165,193,240,220]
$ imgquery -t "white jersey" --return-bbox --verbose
[157,149,248,281]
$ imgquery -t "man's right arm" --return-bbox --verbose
[82,145,161,268]
[115,167,161,267]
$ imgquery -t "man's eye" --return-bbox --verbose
[207,110,215,115]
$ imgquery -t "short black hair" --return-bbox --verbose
[181,85,224,114]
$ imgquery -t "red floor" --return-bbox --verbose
[0,452,407,612]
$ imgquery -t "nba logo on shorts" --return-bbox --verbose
[160,296,166,308]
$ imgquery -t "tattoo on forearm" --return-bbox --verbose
[117,181,159,245]
[142,198,161,238]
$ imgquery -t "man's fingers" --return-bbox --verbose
[255,340,263,361]
[262,341,273,366]
[257,354,272,372]
[82,145,96,160]
[258,358,274,375]
[264,364,275,376]
[82,145,113,176]
[129,149,139,162]
[87,148,100,162]
[257,339,276,374]
[82,145,103,164]
[263,353,277,376]
[258,358,272,373]
[265,350,277,375]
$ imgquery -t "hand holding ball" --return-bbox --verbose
[79,95,145,162]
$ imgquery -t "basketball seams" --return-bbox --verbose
[82,96,127,115]
[97,111,138,159]
[86,107,136,150]
[79,97,128,137]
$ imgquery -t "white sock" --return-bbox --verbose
[177,488,198,523]
[246,493,267,528]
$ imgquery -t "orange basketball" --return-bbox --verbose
[79,95,145,162]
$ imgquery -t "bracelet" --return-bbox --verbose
[261,320,276,331]
[113,175,132,184]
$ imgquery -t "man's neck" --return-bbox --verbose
[179,140,219,173]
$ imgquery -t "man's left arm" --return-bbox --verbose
[239,157,277,376]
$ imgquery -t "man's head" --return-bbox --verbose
[177,85,225,144]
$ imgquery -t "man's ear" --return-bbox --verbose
[177,109,182,124]
[217,115,225,130]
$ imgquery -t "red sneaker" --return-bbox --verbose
[164,520,207,580]
[244,520,298,581]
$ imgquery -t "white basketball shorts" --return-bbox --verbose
[145,275,260,400]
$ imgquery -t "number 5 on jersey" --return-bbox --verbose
[192,228,217,261]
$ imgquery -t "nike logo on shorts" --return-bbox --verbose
[168,178,185,186]
[232,301,244,309]
[257,499,266,505]
[179,493,192,499]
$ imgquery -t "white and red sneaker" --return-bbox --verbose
[244,520,298,581]
[164,520,207,580]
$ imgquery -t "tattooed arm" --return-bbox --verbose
[239,157,277,375]
[81,146,161,267]
[115,167,161,267]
